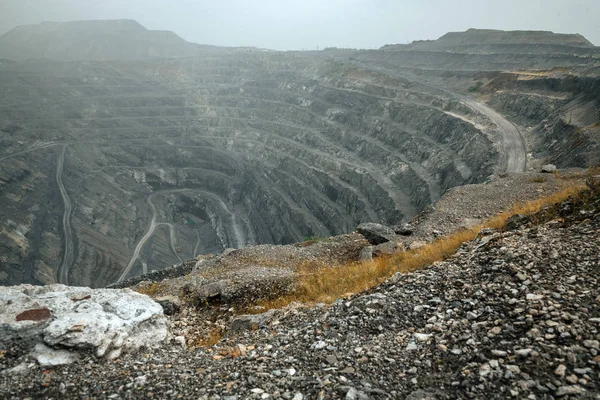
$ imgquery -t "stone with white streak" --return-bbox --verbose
[0,284,168,365]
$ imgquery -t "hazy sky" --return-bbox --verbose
[1,0,599,49]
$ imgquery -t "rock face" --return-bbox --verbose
[541,164,557,173]
[0,285,167,363]
[356,223,396,245]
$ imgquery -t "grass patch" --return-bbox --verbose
[256,182,588,309]
[468,81,484,92]
[188,327,224,348]
[134,282,163,297]
[298,235,325,247]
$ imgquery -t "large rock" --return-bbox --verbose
[359,246,374,261]
[356,223,396,245]
[372,241,404,257]
[0,284,168,363]
[541,164,557,173]
[393,224,414,236]
[230,310,276,333]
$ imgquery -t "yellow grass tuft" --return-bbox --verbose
[256,181,588,309]
[188,327,224,348]
[134,282,163,297]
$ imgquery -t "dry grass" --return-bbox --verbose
[188,327,225,348]
[134,282,163,297]
[256,181,588,309]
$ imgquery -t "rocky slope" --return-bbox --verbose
[0,19,205,61]
[1,176,598,399]
[0,23,598,288]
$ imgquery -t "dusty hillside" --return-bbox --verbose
[0,19,205,61]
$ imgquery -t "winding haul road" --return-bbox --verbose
[458,96,527,173]
[56,145,74,285]
[117,189,244,283]
[351,61,527,173]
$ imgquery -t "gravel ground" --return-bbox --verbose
[1,186,598,399]
[404,170,588,244]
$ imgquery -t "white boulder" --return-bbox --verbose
[0,284,168,364]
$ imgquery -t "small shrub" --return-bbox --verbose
[468,81,484,92]
[300,235,323,247]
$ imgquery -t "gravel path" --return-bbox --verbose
[2,186,598,399]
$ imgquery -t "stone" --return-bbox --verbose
[325,355,338,365]
[414,333,432,342]
[230,310,276,333]
[487,326,502,337]
[409,241,427,250]
[356,223,396,245]
[340,366,355,374]
[565,375,578,384]
[32,343,78,367]
[313,341,327,350]
[155,295,181,316]
[554,364,566,377]
[345,387,359,400]
[0,362,30,376]
[526,293,543,301]
[192,280,230,303]
[541,164,557,173]
[16,308,52,322]
[134,375,147,387]
[405,390,437,400]
[359,246,373,261]
[0,284,167,364]
[515,348,533,357]
[174,336,187,349]
[372,241,404,257]
[555,385,583,397]
[393,224,414,236]
[406,341,418,351]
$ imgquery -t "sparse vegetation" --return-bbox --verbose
[468,80,484,92]
[134,282,163,297]
[188,327,224,348]
[256,181,589,309]
[300,235,323,247]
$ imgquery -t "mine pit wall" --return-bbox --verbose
[485,73,600,168]
[0,55,504,288]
